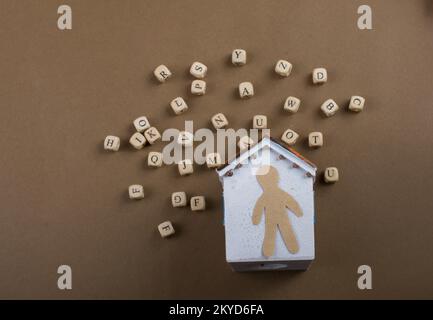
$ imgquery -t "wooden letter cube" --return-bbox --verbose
[191,80,206,95]
[232,49,247,66]
[104,135,120,151]
[324,167,339,183]
[275,60,293,77]
[171,192,187,207]
[144,127,161,144]
[154,65,172,83]
[308,132,323,148]
[133,116,150,133]
[190,61,208,79]
[177,131,194,147]
[206,153,222,168]
[178,159,194,176]
[349,96,365,112]
[211,113,229,129]
[313,67,327,84]
[158,221,175,238]
[238,136,254,150]
[281,129,299,146]
[129,132,147,150]
[148,152,163,167]
[239,82,254,98]
[321,99,339,117]
[170,97,188,115]
[128,184,144,199]
[284,96,301,114]
[253,115,267,129]
[190,196,206,211]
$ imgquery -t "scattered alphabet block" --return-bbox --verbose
[144,127,161,144]
[232,49,247,66]
[324,167,339,183]
[206,153,222,168]
[275,60,293,77]
[190,196,206,211]
[191,80,206,95]
[133,116,150,133]
[211,113,229,129]
[348,96,365,112]
[154,65,172,83]
[308,132,323,148]
[284,96,301,114]
[129,132,147,150]
[239,82,254,98]
[148,152,163,167]
[253,115,267,129]
[312,67,327,84]
[281,129,299,146]
[178,159,194,176]
[158,221,175,238]
[104,135,120,151]
[128,184,144,200]
[170,97,188,115]
[171,192,187,207]
[190,61,208,79]
[321,99,339,117]
[238,136,254,150]
[177,131,194,147]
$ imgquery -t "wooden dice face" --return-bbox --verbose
[324,167,339,183]
[239,82,254,98]
[171,192,187,207]
[191,80,206,95]
[178,160,193,176]
[128,184,144,199]
[177,131,194,147]
[321,99,339,117]
[158,221,175,238]
[284,97,301,114]
[206,153,222,168]
[154,65,172,83]
[129,132,146,149]
[190,196,205,211]
[190,62,207,79]
[313,68,327,84]
[144,127,161,144]
[211,113,228,129]
[170,97,188,115]
[148,152,163,167]
[232,49,246,66]
[238,136,254,151]
[275,60,293,77]
[104,135,120,151]
[349,96,365,112]
[308,132,323,148]
[253,115,267,129]
[281,129,299,146]
[133,116,150,133]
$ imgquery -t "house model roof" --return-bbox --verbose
[217,136,317,178]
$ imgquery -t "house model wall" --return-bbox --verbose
[217,137,317,272]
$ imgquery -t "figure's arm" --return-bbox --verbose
[285,193,303,217]
[252,196,265,225]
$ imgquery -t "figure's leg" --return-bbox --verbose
[263,221,277,257]
[278,215,299,254]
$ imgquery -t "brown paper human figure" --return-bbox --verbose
[252,166,303,257]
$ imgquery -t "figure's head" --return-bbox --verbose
[255,165,279,188]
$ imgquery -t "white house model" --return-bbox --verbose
[217,136,317,272]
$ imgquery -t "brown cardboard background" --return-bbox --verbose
[1,0,433,299]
